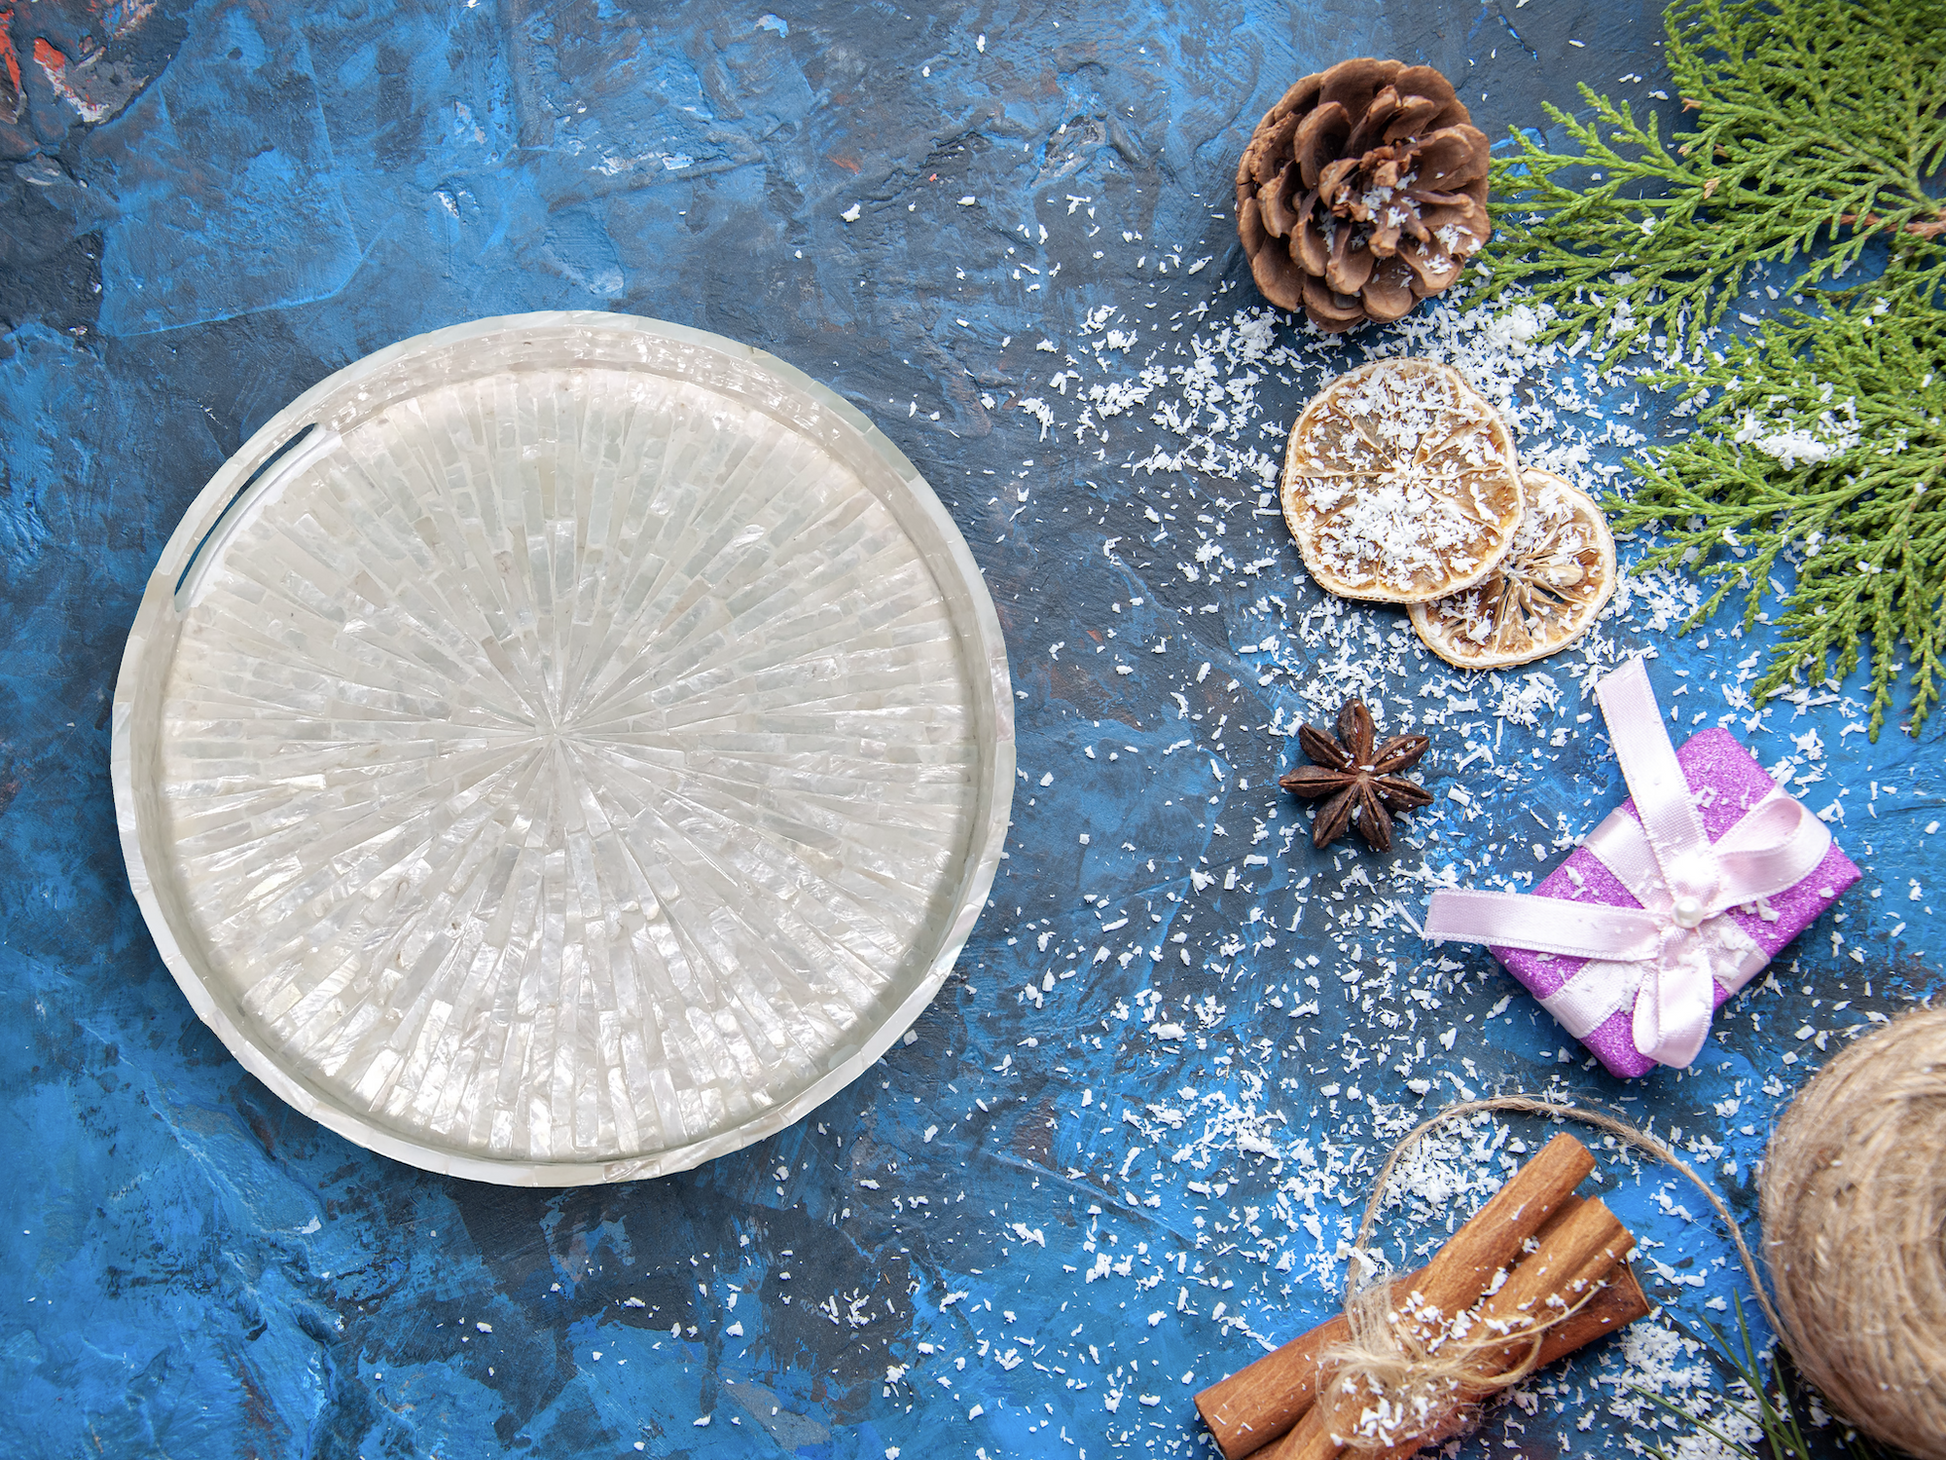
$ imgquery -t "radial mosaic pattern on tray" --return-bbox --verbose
[157,368,980,1166]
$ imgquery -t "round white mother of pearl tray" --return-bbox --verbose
[112,313,1014,1186]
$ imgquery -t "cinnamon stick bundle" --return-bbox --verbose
[1196,1134,1650,1460]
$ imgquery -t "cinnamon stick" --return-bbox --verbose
[1364,1261,1650,1460]
[1192,1267,1427,1459]
[1264,1390,1343,1460]
[1196,1134,1593,1460]
[1268,1400,1329,1460]
[1467,1196,1636,1377]
[1250,1267,1646,1460]
[1552,1257,1649,1352]
[1201,1197,1588,1459]
[1285,1198,1636,1460]
[1249,1260,1648,1460]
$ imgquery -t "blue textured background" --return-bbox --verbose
[3,2,1941,1457]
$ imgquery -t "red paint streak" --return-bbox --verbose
[32,36,68,85]
[828,151,861,174]
[0,11,22,122]
[31,33,110,123]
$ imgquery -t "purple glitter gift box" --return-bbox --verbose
[1490,728,1860,1078]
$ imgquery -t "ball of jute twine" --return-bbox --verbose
[1760,1006,1946,1460]
[1321,1095,1779,1453]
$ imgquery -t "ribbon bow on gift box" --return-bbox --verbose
[1424,657,1833,1070]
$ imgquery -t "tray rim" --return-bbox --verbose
[110,310,1016,1187]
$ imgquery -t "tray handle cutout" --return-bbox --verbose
[173,424,340,614]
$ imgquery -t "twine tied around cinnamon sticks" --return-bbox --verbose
[1197,1096,1776,1460]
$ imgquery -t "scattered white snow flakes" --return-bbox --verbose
[1731,392,1861,469]
[814,188,1922,1460]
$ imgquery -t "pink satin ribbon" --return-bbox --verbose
[1423,658,1832,1069]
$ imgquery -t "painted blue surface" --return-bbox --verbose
[2,2,1940,1457]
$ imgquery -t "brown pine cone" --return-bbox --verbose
[1235,58,1492,333]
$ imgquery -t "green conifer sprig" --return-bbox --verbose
[1634,1305,1885,1460]
[1479,0,1946,736]
[1622,285,1945,737]
[1488,0,1946,364]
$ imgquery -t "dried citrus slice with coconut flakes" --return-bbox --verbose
[1281,358,1524,602]
[1409,468,1617,668]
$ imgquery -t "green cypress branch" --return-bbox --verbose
[1481,0,1946,737]
[1634,1303,1887,1460]
[1490,0,1946,364]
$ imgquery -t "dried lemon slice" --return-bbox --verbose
[1409,468,1616,667]
[1281,359,1524,602]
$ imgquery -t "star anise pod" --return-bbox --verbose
[1279,698,1432,850]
